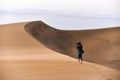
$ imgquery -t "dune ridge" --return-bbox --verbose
[0,21,120,80]
[24,21,120,70]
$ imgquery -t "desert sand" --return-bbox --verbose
[0,22,120,80]
[25,21,120,70]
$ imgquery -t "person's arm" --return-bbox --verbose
[76,45,78,49]
[81,46,84,53]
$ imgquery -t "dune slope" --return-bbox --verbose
[24,21,120,70]
[0,22,120,80]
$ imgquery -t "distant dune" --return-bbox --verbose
[0,21,120,80]
[24,21,120,70]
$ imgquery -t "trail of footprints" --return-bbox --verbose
[90,64,120,80]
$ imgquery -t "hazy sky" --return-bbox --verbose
[0,0,120,29]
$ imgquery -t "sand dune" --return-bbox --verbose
[0,22,120,80]
[24,21,120,70]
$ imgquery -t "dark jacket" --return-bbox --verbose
[76,44,84,53]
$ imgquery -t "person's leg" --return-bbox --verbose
[78,52,83,64]
[78,58,80,63]
[80,59,83,64]
[78,53,80,63]
[78,59,82,64]
[80,55,83,63]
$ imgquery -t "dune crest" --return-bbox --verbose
[24,21,120,70]
[0,22,120,80]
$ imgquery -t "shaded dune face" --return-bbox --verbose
[24,21,120,70]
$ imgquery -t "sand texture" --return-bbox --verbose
[0,21,120,80]
[25,21,120,70]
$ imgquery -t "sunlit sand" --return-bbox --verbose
[0,22,119,80]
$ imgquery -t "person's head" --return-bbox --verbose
[76,42,81,45]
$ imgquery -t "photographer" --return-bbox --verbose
[76,42,84,64]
